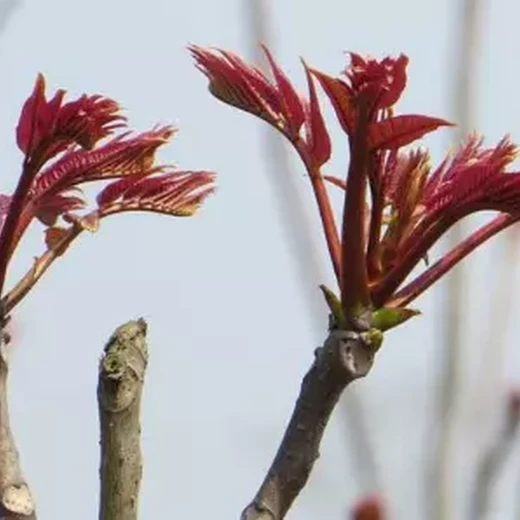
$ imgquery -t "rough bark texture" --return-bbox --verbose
[98,319,148,520]
[241,329,379,520]
[0,330,36,519]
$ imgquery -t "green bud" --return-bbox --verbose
[371,306,420,332]
[319,284,347,329]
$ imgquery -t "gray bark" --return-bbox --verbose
[0,328,36,519]
[241,328,380,520]
[98,319,148,520]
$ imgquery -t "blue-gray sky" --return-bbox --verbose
[1,0,520,518]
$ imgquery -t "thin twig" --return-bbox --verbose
[1,225,82,315]
[98,319,148,520]
[468,392,520,520]
[0,326,36,519]
[241,329,380,520]
[429,1,485,519]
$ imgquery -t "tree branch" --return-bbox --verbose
[98,319,148,520]
[241,329,379,520]
[0,327,36,519]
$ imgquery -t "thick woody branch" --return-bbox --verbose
[98,319,148,520]
[241,329,379,520]
[0,328,36,519]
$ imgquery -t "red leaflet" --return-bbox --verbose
[16,74,125,166]
[189,46,281,130]
[54,94,125,150]
[262,45,305,138]
[311,68,354,134]
[98,170,215,218]
[16,74,65,156]
[302,62,331,167]
[35,192,85,226]
[424,136,519,217]
[32,127,175,196]
[367,115,453,151]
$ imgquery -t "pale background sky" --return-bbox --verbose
[1,0,520,518]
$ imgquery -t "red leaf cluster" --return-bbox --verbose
[0,74,215,312]
[193,45,520,320]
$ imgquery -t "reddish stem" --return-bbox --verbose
[371,214,456,306]
[0,90,45,300]
[388,213,517,307]
[0,161,36,298]
[1,224,82,314]
[341,106,371,315]
[295,141,342,284]
[366,155,384,280]
[372,199,518,306]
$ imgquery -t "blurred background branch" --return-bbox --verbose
[0,0,20,35]
[468,391,520,520]
[429,1,486,519]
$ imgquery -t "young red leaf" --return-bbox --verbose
[16,74,125,165]
[262,45,305,138]
[98,170,215,218]
[302,61,331,167]
[95,173,143,208]
[35,192,86,226]
[220,51,282,112]
[189,46,282,129]
[16,74,65,156]
[424,136,519,217]
[55,94,125,150]
[31,126,175,197]
[367,114,453,151]
[346,53,409,110]
[311,68,354,134]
